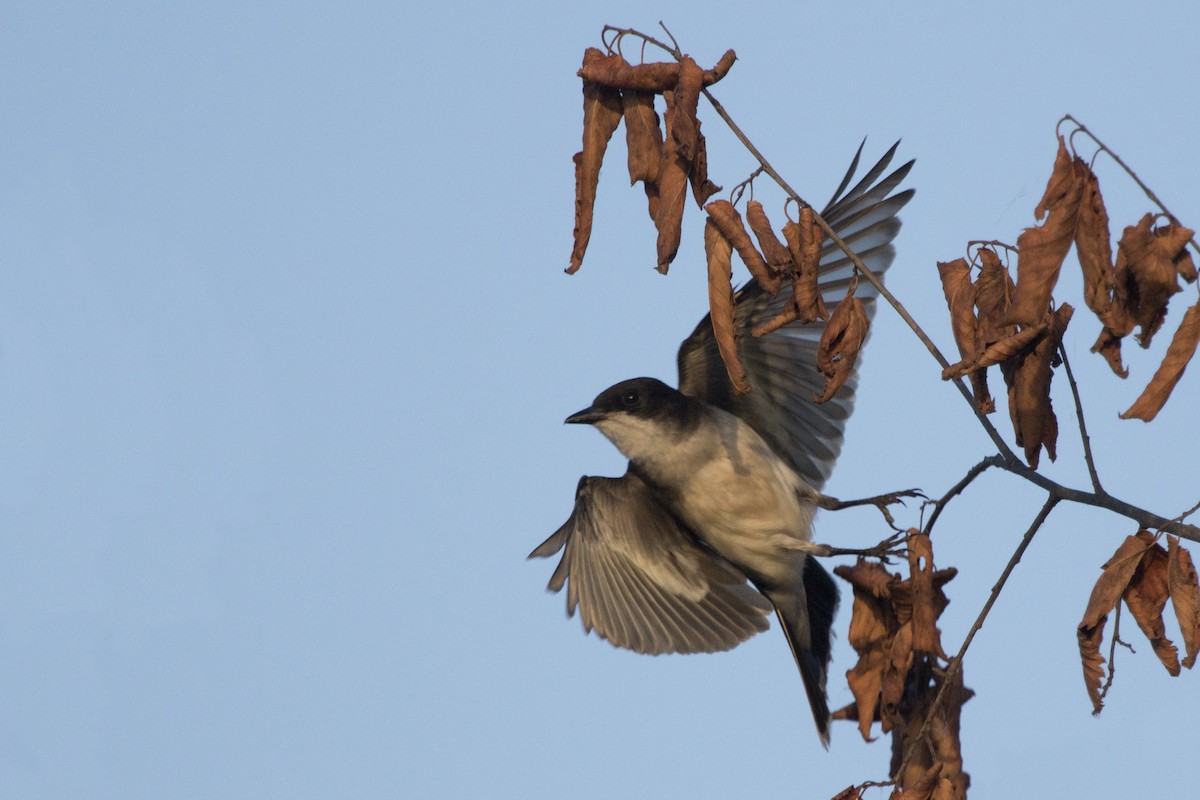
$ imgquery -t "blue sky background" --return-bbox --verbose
[2,2,1198,798]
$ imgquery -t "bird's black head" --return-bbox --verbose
[565,377,693,426]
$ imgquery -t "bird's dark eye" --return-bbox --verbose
[621,391,639,406]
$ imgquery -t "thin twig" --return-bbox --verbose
[923,458,998,536]
[894,495,1060,783]
[1057,343,1104,494]
[1178,497,1200,524]
[1099,601,1122,704]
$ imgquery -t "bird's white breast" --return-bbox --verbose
[605,406,818,586]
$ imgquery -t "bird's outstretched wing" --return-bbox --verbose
[677,141,914,490]
[529,472,773,654]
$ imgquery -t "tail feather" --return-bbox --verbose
[766,557,840,746]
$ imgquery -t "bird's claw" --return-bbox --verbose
[863,530,910,564]
[818,488,926,531]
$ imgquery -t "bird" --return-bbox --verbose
[530,142,913,745]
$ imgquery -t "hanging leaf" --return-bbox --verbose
[704,219,750,393]
[567,48,625,274]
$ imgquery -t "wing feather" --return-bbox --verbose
[529,474,773,655]
[677,143,913,488]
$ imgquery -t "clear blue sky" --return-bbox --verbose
[2,2,1197,798]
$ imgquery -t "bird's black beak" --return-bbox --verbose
[565,406,605,425]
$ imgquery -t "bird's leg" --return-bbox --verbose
[768,530,911,564]
[817,489,926,530]
[809,529,910,563]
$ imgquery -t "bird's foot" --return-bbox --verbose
[817,489,926,530]
[810,530,910,564]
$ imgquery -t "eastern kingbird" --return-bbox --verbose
[531,143,913,744]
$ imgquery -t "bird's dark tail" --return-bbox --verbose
[766,557,840,746]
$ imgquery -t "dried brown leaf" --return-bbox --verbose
[1006,138,1085,326]
[1075,165,1116,317]
[687,116,721,206]
[834,560,899,741]
[974,248,1019,349]
[1120,302,1200,421]
[669,56,703,162]
[1157,219,1197,282]
[1122,538,1180,676]
[620,90,662,186]
[705,199,780,293]
[938,258,976,364]
[937,257,994,411]
[882,621,913,727]
[845,647,886,741]
[653,89,689,274]
[897,761,940,800]
[568,48,625,274]
[1001,304,1073,468]
[702,49,737,85]
[957,322,1047,375]
[793,208,829,321]
[927,667,970,800]
[705,219,750,394]
[1078,531,1155,713]
[579,49,736,91]
[745,201,794,273]
[814,295,869,403]
[888,534,949,659]
[1113,214,1192,348]
[1035,134,1079,221]
[577,57,680,92]
[1167,536,1200,669]
[755,213,830,336]
[1091,326,1130,379]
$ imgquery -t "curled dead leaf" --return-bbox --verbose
[1075,165,1116,317]
[668,57,703,162]
[1122,537,1180,676]
[653,89,690,273]
[888,534,951,660]
[1005,137,1084,326]
[1001,303,1073,468]
[568,48,625,274]
[790,208,830,323]
[815,295,869,403]
[834,559,899,741]
[705,199,780,293]
[1077,531,1155,714]
[1113,214,1193,348]
[578,48,736,91]
[687,116,721,206]
[620,89,662,186]
[705,219,750,394]
[1166,536,1200,669]
[937,257,994,412]
[745,200,794,274]
[576,56,681,92]
[974,248,1019,351]
[702,49,737,85]
[1120,302,1200,421]
[1091,326,1130,379]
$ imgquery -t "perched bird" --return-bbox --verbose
[530,143,913,744]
